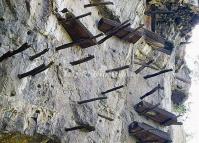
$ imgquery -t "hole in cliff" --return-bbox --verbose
[37,84,41,88]
[0,17,4,21]
[35,110,40,114]
[10,91,16,97]
[27,30,32,35]
[99,119,102,122]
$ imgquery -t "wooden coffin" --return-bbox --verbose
[134,101,182,126]
[57,13,97,48]
[97,18,173,55]
[129,121,172,143]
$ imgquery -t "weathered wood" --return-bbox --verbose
[18,61,54,79]
[56,12,97,48]
[98,18,174,54]
[65,124,95,132]
[121,24,144,40]
[129,121,172,143]
[140,84,163,100]
[143,69,173,79]
[134,101,180,126]
[139,103,160,115]
[64,12,92,22]
[29,48,49,61]
[55,33,103,51]
[0,43,31,62]
[98,113,114,121]
[84,2,114,8]
[135,60,154,74]
[98,22,131,44]
[78,96,108,104]
[106,65,130,73]
[70,55,94,66]
[101,85,124,95]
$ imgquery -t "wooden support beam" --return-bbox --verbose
[143,69,173,79]
[84,2,114,8]
[101,85,124,95]
[64,12,92,22]
[29,48,49,61]
[70,55,94,66]
[0,43,31,62]
[135,60,154,74]
[98,21,131,44]
[98,113,114,121]
[55,33,103,51]
[65,124,95,132]
[106,65,130,73]
[140,84,163,100]
[121,24,144,41]
[78,97,107,104]
[18,61,54,79]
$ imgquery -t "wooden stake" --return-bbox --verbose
[29,48,49,61]
[70,55,94,66]
[106,65,130,73]
[143,69,173,79]
[78,97,107,104]
[98,113,114,121]
[101,85,124,95]
[84,2,114,8]
[65,124,95,132]
[135,60,154,74]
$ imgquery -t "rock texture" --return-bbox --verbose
[0,0,194,142]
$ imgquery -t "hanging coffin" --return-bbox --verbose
[134,101,182,126]
[97,18,174,55]
[129,121,172,143]
[56,13,97,48]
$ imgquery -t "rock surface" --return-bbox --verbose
[0,0,194,142]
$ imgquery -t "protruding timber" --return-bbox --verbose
[70,55,94,66]
[0,43,31,62]
[84,2,114,8]
[143,69,173,79]
[65,124,95,132]
[140,84,163,100]
[97,18,174,55]
[134,61,159,70]
[29,48,49,61]
[56,12,97,48]
[129,121,172,143]
[106,65,130,73]
[64,12,92,22]
[98,113,114,121]
[18,61,54,79]
[55,33,103,51]
[98,20,131,44]
[134,101,182,126]
[135,59,154,74]
[101,85,124,95]
[78,96,107,104]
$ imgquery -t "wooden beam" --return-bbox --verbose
[70,55,95,66]
[143,69,173,79]
[135,59,154,74]
[78,97,108,104]
[84,2,114,8]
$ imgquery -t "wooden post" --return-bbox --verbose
[29,48,49,61]
[143,69,173,79]
[55,33,103,51]
[65,124,95,132]
[70,55,94,66]
[140,84,163,100]
[64,12,92,22]
[135,60,154,74]
[101,85,124,95]
[18,61,54,79]
[84,2,114,8]
[78,97,108,104]
[106,65,130,73]
[98,21,131,44]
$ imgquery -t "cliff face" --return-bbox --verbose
[0,0,195,143]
